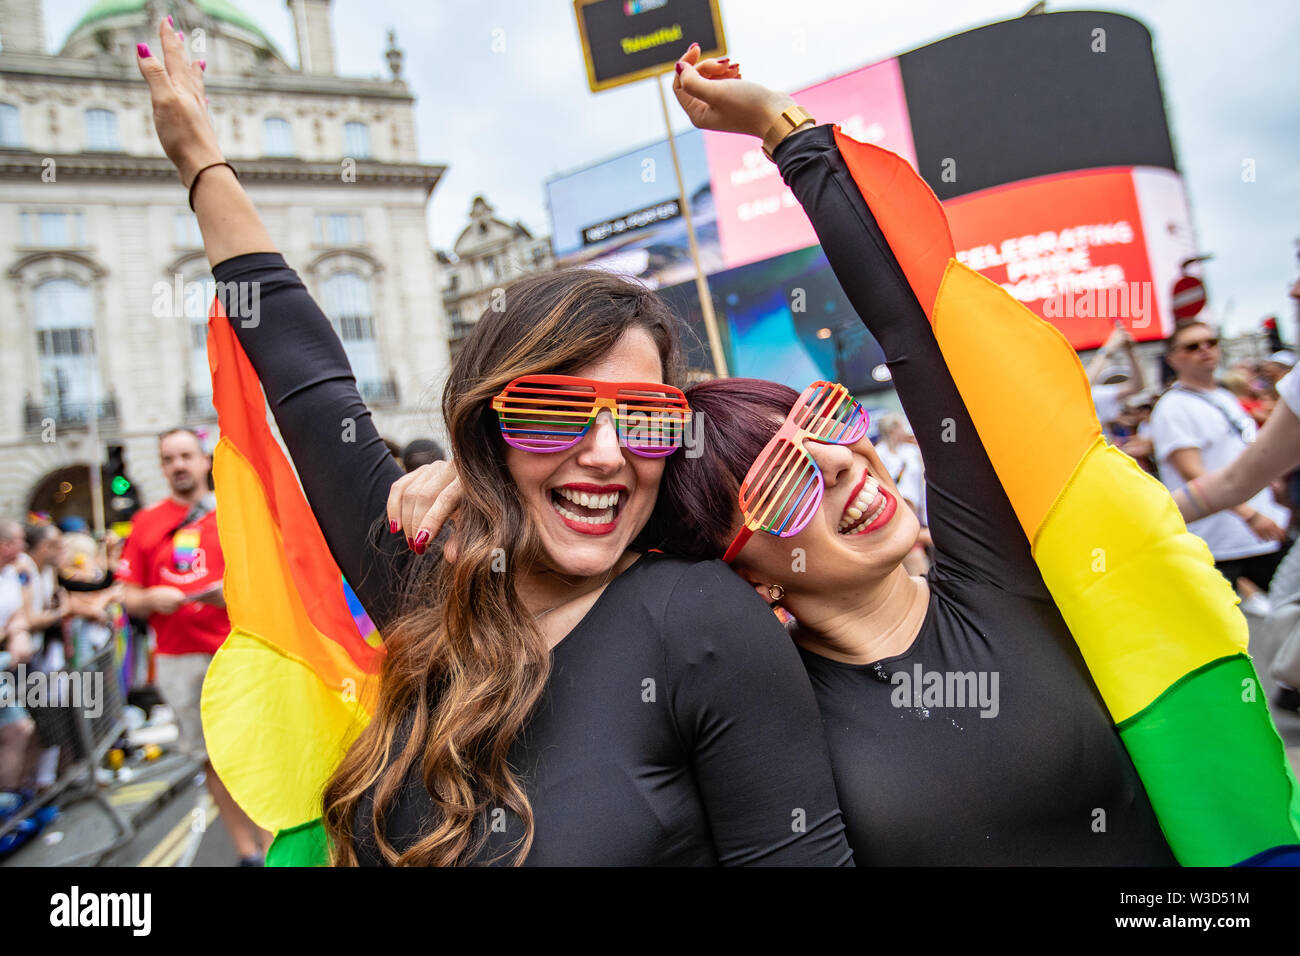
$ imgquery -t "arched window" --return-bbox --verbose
[0,103,21,147]
[263,117,294,156]
[84,109,120,150]
[321,272,383,396]
[343,121,371,159]
[33,278,97,418]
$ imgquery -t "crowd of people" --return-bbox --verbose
[0,425,447,862]
[2,19,1297,867]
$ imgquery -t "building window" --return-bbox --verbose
[0,103,20,147]
[343,121,371,159]
[84,109,120,150]
[185,272,215,409]
[20,211,87,247]
[321,272,382,392]
[315,213,365,245]
[446,272,459,294]
[33,278,98,416]
[263,117,294,156]
[174,212,203,247]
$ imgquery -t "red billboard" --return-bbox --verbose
[945,166,1196,346]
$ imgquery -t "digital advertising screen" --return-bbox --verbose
[550,9,1194,383]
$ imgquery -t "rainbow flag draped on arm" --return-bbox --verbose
[199,296,385,866]
[832,126,1300,866]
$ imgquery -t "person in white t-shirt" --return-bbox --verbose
[1150,322,1290,615]
[1173,361,1300,711]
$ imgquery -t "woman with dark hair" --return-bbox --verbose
[398,48,1300,864]
[652,48,1300,865]
[134,20,850,866]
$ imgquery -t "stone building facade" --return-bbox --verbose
[440,195,553,362]
[0,0,450,526]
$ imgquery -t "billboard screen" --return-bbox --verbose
[701,56,917,271]
[549,10,1192,372]
[945,166,1196,346]
[548,129,723,290]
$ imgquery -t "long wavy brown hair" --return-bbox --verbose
[323,269,683,866]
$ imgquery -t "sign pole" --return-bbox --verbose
[657,70,728,378]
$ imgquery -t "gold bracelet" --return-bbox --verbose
[762,105,816,160]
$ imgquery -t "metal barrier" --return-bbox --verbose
[0,644,135,864]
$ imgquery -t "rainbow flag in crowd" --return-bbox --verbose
[833,127,1300,865]
[199,296,384,866]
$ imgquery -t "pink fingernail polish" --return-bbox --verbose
[389,519,400,534]
[414,530,430,552]
[199,60,206,70]
[167,16,173,27]
[137,43,150,58]
[406,537,414,550]
[718,58,730,63]
[178,31,184,40]
[675,61,684,75]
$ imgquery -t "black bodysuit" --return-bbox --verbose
[770,124,1176,865]
[211,254,852,866]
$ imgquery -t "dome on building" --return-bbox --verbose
[66,0,279,54]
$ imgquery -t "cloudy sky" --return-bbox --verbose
[43,0,1300,335]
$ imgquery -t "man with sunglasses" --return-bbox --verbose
[1150,321,1291,613]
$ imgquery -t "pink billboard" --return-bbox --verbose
[702,57,918,270]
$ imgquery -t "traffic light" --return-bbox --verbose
[104,444,140,523]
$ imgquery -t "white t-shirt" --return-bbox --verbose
[1092,384,1126,424]
[1277,368,1300,416]
[1150,383,1290,560]
[0,563,23,633]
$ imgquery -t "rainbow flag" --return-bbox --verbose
[199,296,385,865]
[832,126,1300,865]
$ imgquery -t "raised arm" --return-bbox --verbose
[135,20,409,625]
[1172,394,1300,533]
[674,50,1045,594]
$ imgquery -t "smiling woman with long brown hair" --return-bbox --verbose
[134,19,851,866]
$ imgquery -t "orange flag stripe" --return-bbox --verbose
[207,297,382,674]
[213,435,377,693]
[832,125,954,318]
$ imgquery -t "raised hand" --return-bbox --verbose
[135,17,223,188]
[672,43,794,138]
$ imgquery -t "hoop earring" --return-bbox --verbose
[767,584,785,602]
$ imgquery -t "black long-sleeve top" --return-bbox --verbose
[770,124,1176,864]
[211,253,853,866]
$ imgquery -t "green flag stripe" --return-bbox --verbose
[1118,654,1300,866]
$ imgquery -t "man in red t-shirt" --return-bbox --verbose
[119,428,270,864]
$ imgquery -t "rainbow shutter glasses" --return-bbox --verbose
[491,374,691,458]
[722,381,869,564]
